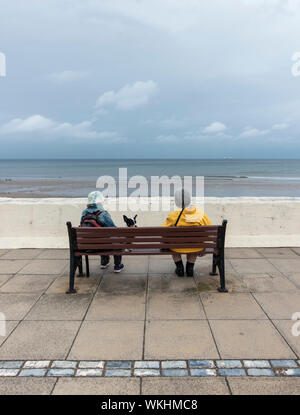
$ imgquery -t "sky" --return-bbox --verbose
[0,0,300,159]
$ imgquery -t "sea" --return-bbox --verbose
[1,159,300,197]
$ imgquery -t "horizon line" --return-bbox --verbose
[1,158,300,161]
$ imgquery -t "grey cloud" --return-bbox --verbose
[1,0,300,157]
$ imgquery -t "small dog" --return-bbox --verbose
[123,214,138,227]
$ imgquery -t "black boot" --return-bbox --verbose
[175,260,184,277]
[186,262,194,277]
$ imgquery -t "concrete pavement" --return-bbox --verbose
[0,248,299,394]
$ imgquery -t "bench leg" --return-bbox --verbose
[66,255,77,294]
[85,255,90,278]
[217,256,228,293]
[209,254,218,276]
[77,256,85,277]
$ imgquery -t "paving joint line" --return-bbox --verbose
[250,292,299,359]
[196,278,232,393]
[141,259,150,361]
[65,270,105,360]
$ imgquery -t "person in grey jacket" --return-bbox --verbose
[81,191,124,273]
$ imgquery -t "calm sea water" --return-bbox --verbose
[1,159,300,197]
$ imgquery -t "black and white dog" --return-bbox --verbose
[123,214,138,227]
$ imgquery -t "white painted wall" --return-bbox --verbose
[1,197,300,248]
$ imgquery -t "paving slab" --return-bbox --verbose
[273,320,300,357]
[36,249,69,259]
[0,260,30,274]
[149,257,220,277]
[0,274,13,287]
[230,259,279,274]
[0,321,81,359]
[268,258,300,275]
[193,259,237,279]
[63,259,104,278]
[144,320,219,359]
[193,262,224,278]
[105,260,148,274]
[19,260,67,275]
[46,275,100,294]
[98,274,146,294]
[285,273,300,288]
[195,273,247,294]
[53,378,140,395]
[240,273,296,293]
[253,292,300,319]
[123,256,150,262]
[200,293,267,319]
[0,378,56,395]
[25,293,92,321]
[225,248,263,259]
[148,274,196,293]
[0,274,56,293]
[148,259,175,274]
[256,248,300,259]
[210,320,296,359]
[149,255,174,261]
[142,377,229,395]
[0,249,42,260]
[0,250,8,258]
[228,377,300,395]
[86,292,146,320]
[0,321,20,346]
[69,321,144,360]
[0,293,39,320]
[147,291,205,320]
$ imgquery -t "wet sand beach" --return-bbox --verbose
[2,177,300,198]
[1,159,300,198]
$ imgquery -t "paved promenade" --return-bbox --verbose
[0,247,299,395]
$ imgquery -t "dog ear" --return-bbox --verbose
[134,214,137,221]
[123,215,130,224]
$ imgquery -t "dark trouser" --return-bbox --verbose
[101,255,122,266]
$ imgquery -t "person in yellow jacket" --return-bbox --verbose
[162,188,212,277]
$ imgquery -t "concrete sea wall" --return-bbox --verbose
[1,197,300,248]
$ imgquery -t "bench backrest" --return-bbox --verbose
[67,221,227,253]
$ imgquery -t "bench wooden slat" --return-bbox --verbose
[76,231,218,238]
[77,242,216,250]
[76,236,218,244]
[75,225,219,231]
[74,248,218,256]
[76,233,218,240]
[75,226,218,236]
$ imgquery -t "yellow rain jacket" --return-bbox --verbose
[162,206,212,253]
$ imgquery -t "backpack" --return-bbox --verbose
[80,210,103,228]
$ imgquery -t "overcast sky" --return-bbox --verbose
[0,0,300,158]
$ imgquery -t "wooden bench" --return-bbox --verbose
[66,220,228,294]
